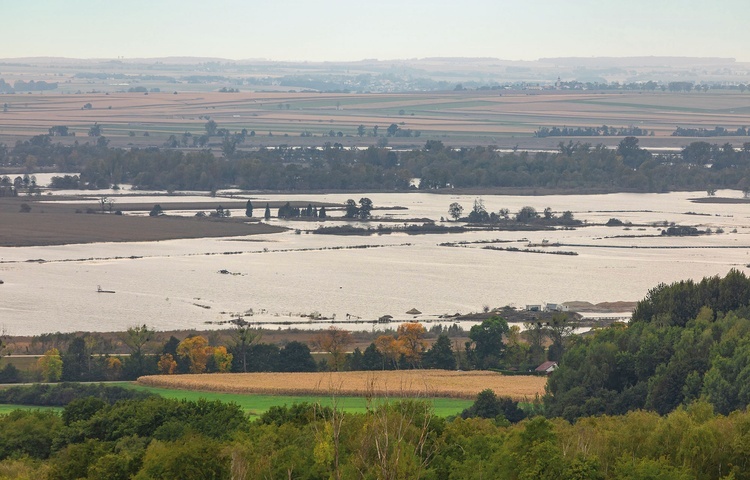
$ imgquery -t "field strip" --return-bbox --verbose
[137,370,547,400]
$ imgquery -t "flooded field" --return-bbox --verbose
[1,189,749,335]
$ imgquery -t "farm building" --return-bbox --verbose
[544,303,569,312]
[535,361,558,374]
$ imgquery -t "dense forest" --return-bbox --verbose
[546,270,750,419]
[2,135,750,193]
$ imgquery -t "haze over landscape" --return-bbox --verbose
[3,0,748,62]
[3,2,750,478]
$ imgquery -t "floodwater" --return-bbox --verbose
[2,189,750,336]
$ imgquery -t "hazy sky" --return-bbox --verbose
[3,0,747,62]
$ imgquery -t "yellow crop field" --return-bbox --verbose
[137,370,547,400]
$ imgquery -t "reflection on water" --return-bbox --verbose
[2,189,750,335]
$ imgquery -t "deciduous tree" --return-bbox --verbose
[358,197,373,219]
[312,327,352,371]
[375,335,401,369]
[397,322,427,367]
[176,336,211,374]
[344,199,359,218]
[122,324,155,378]
[468,316,509,369]
[448,202,463,221]
[37,348,63,382]
[157,354,177,375]
[228,318,262,373]
[211,346,233,373]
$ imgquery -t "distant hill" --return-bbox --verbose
[538,56,737,67]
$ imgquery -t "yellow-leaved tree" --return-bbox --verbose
[176,336,211,374]
[212,346,233,373]
[397,322,427,367]
[37,348,63,382]
[375,335,401,369]
[158,353,177,375]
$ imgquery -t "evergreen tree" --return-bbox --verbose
[361,342,387,370]
[245,200,253,217]
[424,334,456,370]
[264,203,271,220]
[278,341,317,372]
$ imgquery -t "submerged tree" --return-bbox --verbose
[448,202,463,221]
[358,197,373,219]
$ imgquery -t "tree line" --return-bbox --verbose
[534,125,653,137]
[2,135,750,193]
[672,125,750,137]
[2,313,574,384]
[0,79,58,93]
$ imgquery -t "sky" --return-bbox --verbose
[2,0,748,62]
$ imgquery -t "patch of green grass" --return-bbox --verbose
[562,98,710,113]
[407,100,498,111]
[2,357,39,371]
[0,405,61,415]
[119,383,472,419]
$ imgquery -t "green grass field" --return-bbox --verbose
[0,383,474,419]
[0,405,60,415]
[120,383,473,419]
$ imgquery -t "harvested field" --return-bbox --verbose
[0,198,285,246]
[2,90,749,150]
[137,370,547,400]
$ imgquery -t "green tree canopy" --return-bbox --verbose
[468,316,509,369]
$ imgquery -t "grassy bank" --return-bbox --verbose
[120,382,473,418]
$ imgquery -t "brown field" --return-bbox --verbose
[2,90,750,150]
[137,370,547,400]
[0,197,286,247]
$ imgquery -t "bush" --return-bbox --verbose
[460,389,526,424]
[135,435,228,480]
[0,364,22,383]
[0,383,153,407]
[0,410,63,460]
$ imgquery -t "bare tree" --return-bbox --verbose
[229,317,262,372]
